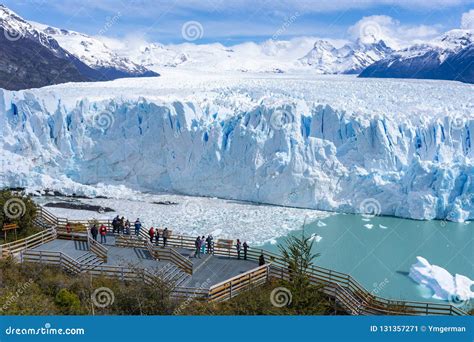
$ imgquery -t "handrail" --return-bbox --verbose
[0,227,57,258]
[21,249,205,298]
[35,205,468,316]
[87,228,108,262]
[209,263,270,302]
[117,235,193,275]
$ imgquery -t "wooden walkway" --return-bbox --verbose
[30,236,258,289]
[0,206,467,316]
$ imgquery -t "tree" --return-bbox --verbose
[278,232,320,287]
[0,190,37,241]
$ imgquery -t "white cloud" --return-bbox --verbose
[461,9,474,29]
[348,15,441,49]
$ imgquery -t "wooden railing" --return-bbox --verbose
[87,229,108,262]
[116,235,193,275]
[209,263,270,302]
[21,249,206,299]
[0,228,57,258]
[35,206,468,315]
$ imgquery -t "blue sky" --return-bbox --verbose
[3,0,474,45]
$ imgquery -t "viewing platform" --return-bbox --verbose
[0,206,467,316]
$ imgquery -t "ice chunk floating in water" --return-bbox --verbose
[409,256,474,304]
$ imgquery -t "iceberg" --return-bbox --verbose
[409,256,474,303]
[0,73,472,222]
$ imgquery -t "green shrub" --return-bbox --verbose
[0,190,38,242]
[55,289,83,314]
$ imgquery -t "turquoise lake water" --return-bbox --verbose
[257,213,473,309]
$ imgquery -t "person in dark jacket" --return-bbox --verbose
[99,224,107,244]
[90,224,98,241]
[206,234,213,254]
[112,215,119,234]
[242,241,249,260]
[259,253,265,266]
[134,219,141,236]
[236,239,242,260]
[194,236,201,258]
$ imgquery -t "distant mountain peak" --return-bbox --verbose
[359,29,474,84]
[299,38,392,74]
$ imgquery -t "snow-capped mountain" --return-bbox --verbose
[299,39,393,74]
[359,29,474,83]
[0,4,157,90]
[120,38,335,74]
[1,72,472,222]
[0,4,92,90]
[31,23,158,79]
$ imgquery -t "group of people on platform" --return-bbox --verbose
[82,215,144,244]
[78,215,266,265]
[87,223,108,244]
[147,226,171,248]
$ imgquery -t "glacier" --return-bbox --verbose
[0,71,473,222]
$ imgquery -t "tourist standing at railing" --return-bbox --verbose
[205,234,213,254]
[163,227,169,247]
[194,236,202,258]
[90,224,98,241]
[99,224,107,244]
[243,241,249,260]
[236,239,242,260]
[134,219,141,236]
[155,229,160,246]
[112,215,120,234]
[259,253,265,266]
[65,222,72,233]
[124,219,131,235]
[119,217,125,234]
[149,226,155,243]
[200,235,206,254]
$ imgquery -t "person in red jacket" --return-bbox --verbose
[149,227,155,243]
[99,224,107,244]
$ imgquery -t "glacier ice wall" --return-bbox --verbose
[0,89,473,221]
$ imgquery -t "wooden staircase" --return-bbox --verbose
[157,263,191,288]
[76,252,104,267]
